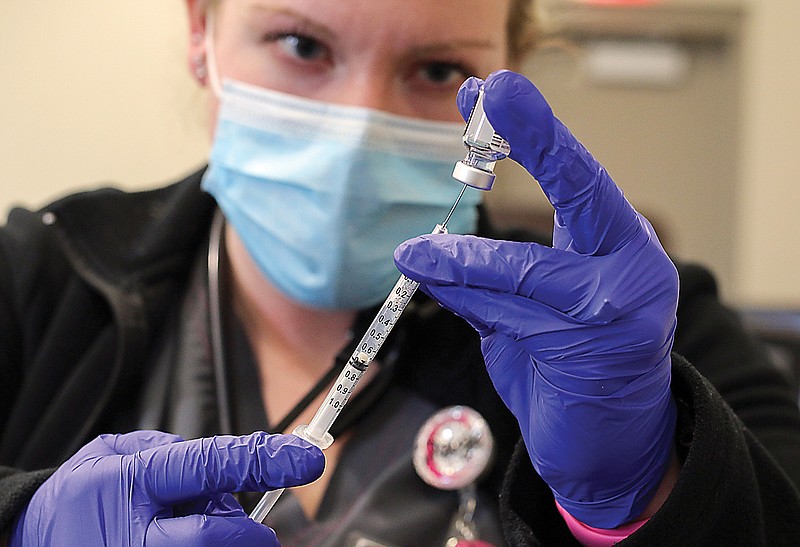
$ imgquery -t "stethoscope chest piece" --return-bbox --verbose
[413,405,494,491]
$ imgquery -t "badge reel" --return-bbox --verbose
[413,406,496,547]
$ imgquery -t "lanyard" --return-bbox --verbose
[206,209,403,436]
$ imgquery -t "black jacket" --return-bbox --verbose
[2,169,800,545]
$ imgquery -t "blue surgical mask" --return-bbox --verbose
[201,80,480,309]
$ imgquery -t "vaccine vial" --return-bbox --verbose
[452,87,511,190]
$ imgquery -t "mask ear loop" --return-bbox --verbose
[204,7,223,98]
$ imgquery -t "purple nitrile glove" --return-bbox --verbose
[395,70,677,528]
[10,430,324,546]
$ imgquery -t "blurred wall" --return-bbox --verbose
[737,0,800,307]
[487,0,743,304]
[0,0,798,308]
[0,1,209,209]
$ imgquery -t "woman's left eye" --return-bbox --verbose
[417,62,472,86]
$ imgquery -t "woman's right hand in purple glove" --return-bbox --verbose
[9,430,324,546]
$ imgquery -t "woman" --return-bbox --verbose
[2,0,799,545]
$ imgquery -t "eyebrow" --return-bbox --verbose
[247,4,336,42]
[246,3,498,55]
[412,40,499,57]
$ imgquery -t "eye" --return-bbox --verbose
[265,32,329,62]
[417,61,472,87]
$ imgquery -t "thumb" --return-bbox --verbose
[394,233,602,318]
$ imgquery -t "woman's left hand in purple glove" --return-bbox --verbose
[394,70,679,529]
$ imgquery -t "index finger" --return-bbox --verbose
[482,70,641,256]
[134,432,325,505]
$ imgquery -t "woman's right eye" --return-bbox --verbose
[266,32,329,63]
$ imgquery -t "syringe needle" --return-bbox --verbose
[440,183,468,230]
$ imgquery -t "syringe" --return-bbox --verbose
[249,185,467,523]
[250,84,509,523]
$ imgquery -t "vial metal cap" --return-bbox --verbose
[452,161,495,191]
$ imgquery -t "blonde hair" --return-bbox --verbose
[507,0,540,66]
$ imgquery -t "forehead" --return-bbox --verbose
[221,0,509,49]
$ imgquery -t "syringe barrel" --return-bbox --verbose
[304,271,421,440]
[305,361,364,440]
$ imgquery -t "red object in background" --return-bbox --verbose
[579,0,659,5]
